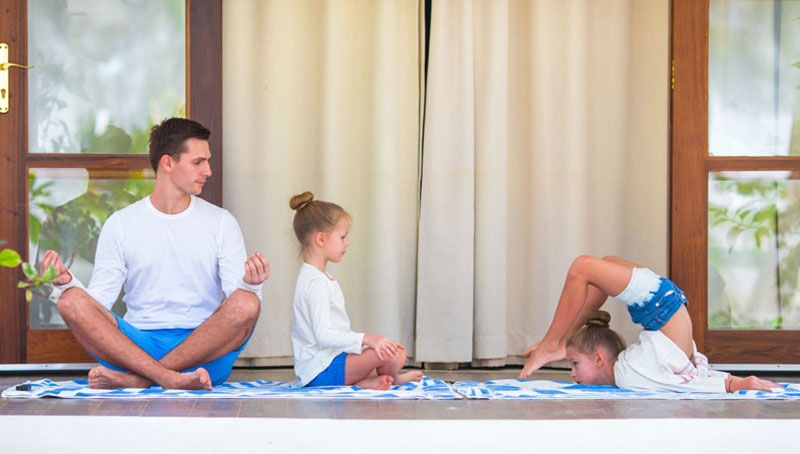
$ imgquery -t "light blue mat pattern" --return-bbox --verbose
[1,376,460,400]
[452,379,800,400]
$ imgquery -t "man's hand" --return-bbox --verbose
[40,250,72,286]
[243,252,269,285]
[363,334,405,360]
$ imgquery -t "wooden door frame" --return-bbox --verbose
[670,0,800,364]
[0,0,223,364]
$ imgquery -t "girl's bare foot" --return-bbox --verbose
[519,341,566,379]
[396,370,424,385]
[88,366,152,389]
[522,342,540,358]
[355,375,394,390]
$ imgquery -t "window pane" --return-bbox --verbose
[28,0,185,154]
[708,171,800,330]
[28,168,155,329]
[709,0,800,156]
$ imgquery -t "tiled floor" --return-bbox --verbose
[2,367,800,419]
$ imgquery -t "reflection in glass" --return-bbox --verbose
[28,0,185,154]
[28,168,155,329]
[709,0,800,156]
[709,171,800,330]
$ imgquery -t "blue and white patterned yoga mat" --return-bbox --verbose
[1,376,461,400]
[6,377,799,400]
[452,379,800,400]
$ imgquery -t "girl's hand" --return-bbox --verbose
[243,253,269,285]
[725,375,782,393]
[40,250,72,286]
[363,334,403,360]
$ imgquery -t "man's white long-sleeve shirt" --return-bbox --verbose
[56,195,261,330]
[291,263,364,386]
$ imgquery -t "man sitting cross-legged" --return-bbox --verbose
[40,117,269,391]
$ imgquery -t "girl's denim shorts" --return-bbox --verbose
[626,277,688,330]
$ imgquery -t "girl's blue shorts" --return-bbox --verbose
[626,277,689,331]
[306,352,348,387]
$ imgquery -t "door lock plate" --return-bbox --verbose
[1,43,34,114]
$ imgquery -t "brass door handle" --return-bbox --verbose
[0,62,34,71]
[1,42,34,114]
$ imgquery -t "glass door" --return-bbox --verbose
[671,0,800,363]
[0,0,222,364]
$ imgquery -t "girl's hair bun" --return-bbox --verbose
[585,310,611,328]
[289,191,348,251]
[567,309,624,359]
[290,191,314,211]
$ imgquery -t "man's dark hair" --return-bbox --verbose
[149,117,211,172]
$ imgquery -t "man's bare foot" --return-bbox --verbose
[88,366,212,391]
[519,341,566,379]
[88,366,152,389]
[162,368,213,391]
[355,375,394,390]
[396,370,424,385]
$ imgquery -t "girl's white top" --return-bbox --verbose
[291,263,365,386]
[614,329,729,393]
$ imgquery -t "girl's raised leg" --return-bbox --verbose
[521,284,609,359]
[519,255,636,378]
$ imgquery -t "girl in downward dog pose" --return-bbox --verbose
[289,191,423,389]
[520,255,781,393]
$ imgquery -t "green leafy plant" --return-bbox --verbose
[709,178,800,330]
[0,241,57,302]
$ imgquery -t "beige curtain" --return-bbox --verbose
[415,0,670,366]
[222,0,423,365]
[223,0,669,366]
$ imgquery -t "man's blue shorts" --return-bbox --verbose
[306,352,348,387]
[89,312,251,386]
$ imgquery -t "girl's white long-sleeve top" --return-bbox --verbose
[614,329,729,393]
[291,263,365,386]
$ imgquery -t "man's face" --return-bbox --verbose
[168,138,212,196]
